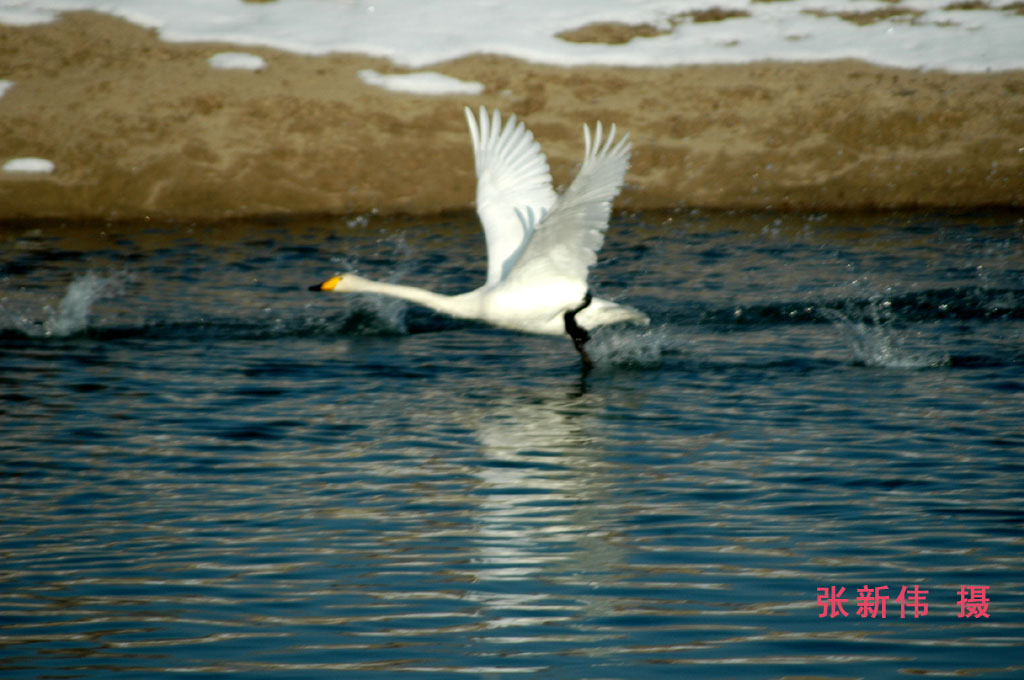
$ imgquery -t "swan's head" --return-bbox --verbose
[308,273,367,293]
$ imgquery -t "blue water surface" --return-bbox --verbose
[1,210,1022,678]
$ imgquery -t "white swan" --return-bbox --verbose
[311,106,648,360]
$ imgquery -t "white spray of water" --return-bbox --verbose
[348,293,409,335]
[589,324,687,368]
[819,298,949,369]
[6,272,130,338]
[326,239,413,335]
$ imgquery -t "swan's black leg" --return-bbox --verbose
[564,291,593,370]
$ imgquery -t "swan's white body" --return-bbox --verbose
[314,107,648,337]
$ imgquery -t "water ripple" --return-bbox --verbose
[2,212,1022,678]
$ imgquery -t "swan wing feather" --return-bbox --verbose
[503,121,632,290]
[465,106,557,287]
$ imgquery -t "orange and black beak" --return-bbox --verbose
[308,275,342,292]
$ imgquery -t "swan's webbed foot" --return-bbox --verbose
[564,292,593,370]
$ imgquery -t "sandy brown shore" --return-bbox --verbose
[1,11,1022,221]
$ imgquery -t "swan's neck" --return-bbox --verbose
[349,277,478,319]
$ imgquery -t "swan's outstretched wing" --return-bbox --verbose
[465,107,557,287]
[503,121,632,291]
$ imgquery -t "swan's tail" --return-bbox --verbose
[579,297,649,329]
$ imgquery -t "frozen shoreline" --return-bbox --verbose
[1,11,1022,220]
[3,0,1024,73]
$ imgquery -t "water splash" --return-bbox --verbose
[589,324,686,368]
[325,244,414,336]
[819,296,949,369]
[3,272,129,338]
[344,295,409,335]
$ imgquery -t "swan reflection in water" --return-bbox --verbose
[454,387,634,634]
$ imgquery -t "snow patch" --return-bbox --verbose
[3,157,55,174]
[208,51,267,71]
[358,69,485,95]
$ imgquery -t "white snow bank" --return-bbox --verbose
[358,69,484,95]
[3,157,56,174]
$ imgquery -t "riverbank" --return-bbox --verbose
[1,11,1022,221]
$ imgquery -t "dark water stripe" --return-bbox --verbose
[668,287,1024,327]
[3,286,1021,344]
